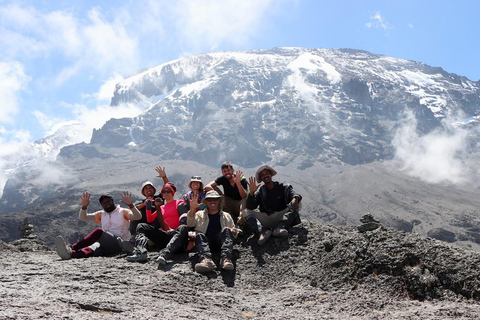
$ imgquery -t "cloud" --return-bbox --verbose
[392,110,471,184]
[0,99,147,197]
[0,61,30,123]
[366,11,393,31]
[0,3,138,86]
[172,0,277,51]
[83,74,124,102]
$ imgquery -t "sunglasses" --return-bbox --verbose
[191,175,201,179]
[162,189,172,194]
[205,198,219,202]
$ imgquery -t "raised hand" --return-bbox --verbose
[189,193,200,211]
[234,169,244,184]
[155,166,167,178]
[154,197,164,208]
[80,192,91,208]
[120,191,133,207]
[247,177,258,195]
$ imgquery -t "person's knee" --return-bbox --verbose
[221,227,233,236]
[177,225,188,236]
[91,228,104,237]
[136,223,149,233]
[195,232,207,241]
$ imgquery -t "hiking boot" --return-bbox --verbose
[116,237,134,254]
[155,249,172,265]
[257,229,272,245]
[126,250,148,262]
[272,228,288,237]
[194,256,216,273]
[221,257,234,271]
[55,236,72,260]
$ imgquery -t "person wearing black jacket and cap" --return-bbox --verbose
[245,164,302,245]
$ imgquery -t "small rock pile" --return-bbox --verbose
[357,212,381,232]
[20,218,37,239]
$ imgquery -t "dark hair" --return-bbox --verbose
[98,194,113,203]
[221,161,233,170]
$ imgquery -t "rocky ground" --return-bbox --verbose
[1,220,480,319]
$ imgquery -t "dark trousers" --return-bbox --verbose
[195,227,234,259]
[134,223,188,254]
[246,209,300,235]
[71,228,121,258]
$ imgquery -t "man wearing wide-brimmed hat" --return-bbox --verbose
[245,164,302,245]
[187,190,238,272]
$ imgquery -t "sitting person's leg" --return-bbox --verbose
[72,228,104,251]
[219,227,234,270]
[157,225,189,265]
[194,233,215,272]
[94,230,122,257]
[55,228,105,259]
[127,223,170,262]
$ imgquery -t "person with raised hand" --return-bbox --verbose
[187,191,238,273]
[126,182,189,265]
[245,165,302,245]
[54,191,141,260]
[204,161,248,224]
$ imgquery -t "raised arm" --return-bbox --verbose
[246,177,260,210]
[155,197,170,231]
[234,169,247,199]
[187,193,200,227]
[120,191,142,220]
[78,192,97,221]
[155,166,169,185]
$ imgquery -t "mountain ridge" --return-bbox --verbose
[1,47,479,253]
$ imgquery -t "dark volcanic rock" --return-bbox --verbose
[9,238,51,252]
[427,228,457,243]
[1,222,480,319]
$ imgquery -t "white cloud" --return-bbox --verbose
[173,0,277,51]
[392,110,471,184]
[85,74,124,102]
[0,4,139,86]
[366,11,392,31]
[0,61,30,123]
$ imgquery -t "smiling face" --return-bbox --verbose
[100,197,116,213]
[205,198,220,213]
[259,169,273,184]
[221,166,234,180]
[142,185,156,199]
[161,189,174,202]
[190,181,201,191]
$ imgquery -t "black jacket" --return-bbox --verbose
[246,181,301,214]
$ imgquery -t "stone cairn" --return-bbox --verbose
[357,213,381,233]
[20,218,37,239]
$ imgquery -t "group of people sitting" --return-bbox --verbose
[54,162,302,273]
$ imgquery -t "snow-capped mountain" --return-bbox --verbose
[59,47,478,168]
[1,48,480,249]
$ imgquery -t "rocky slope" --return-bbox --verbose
[1,221,480,319]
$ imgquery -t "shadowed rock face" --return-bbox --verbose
[1,221,480,319]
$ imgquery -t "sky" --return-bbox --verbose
[0,0,479,192]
